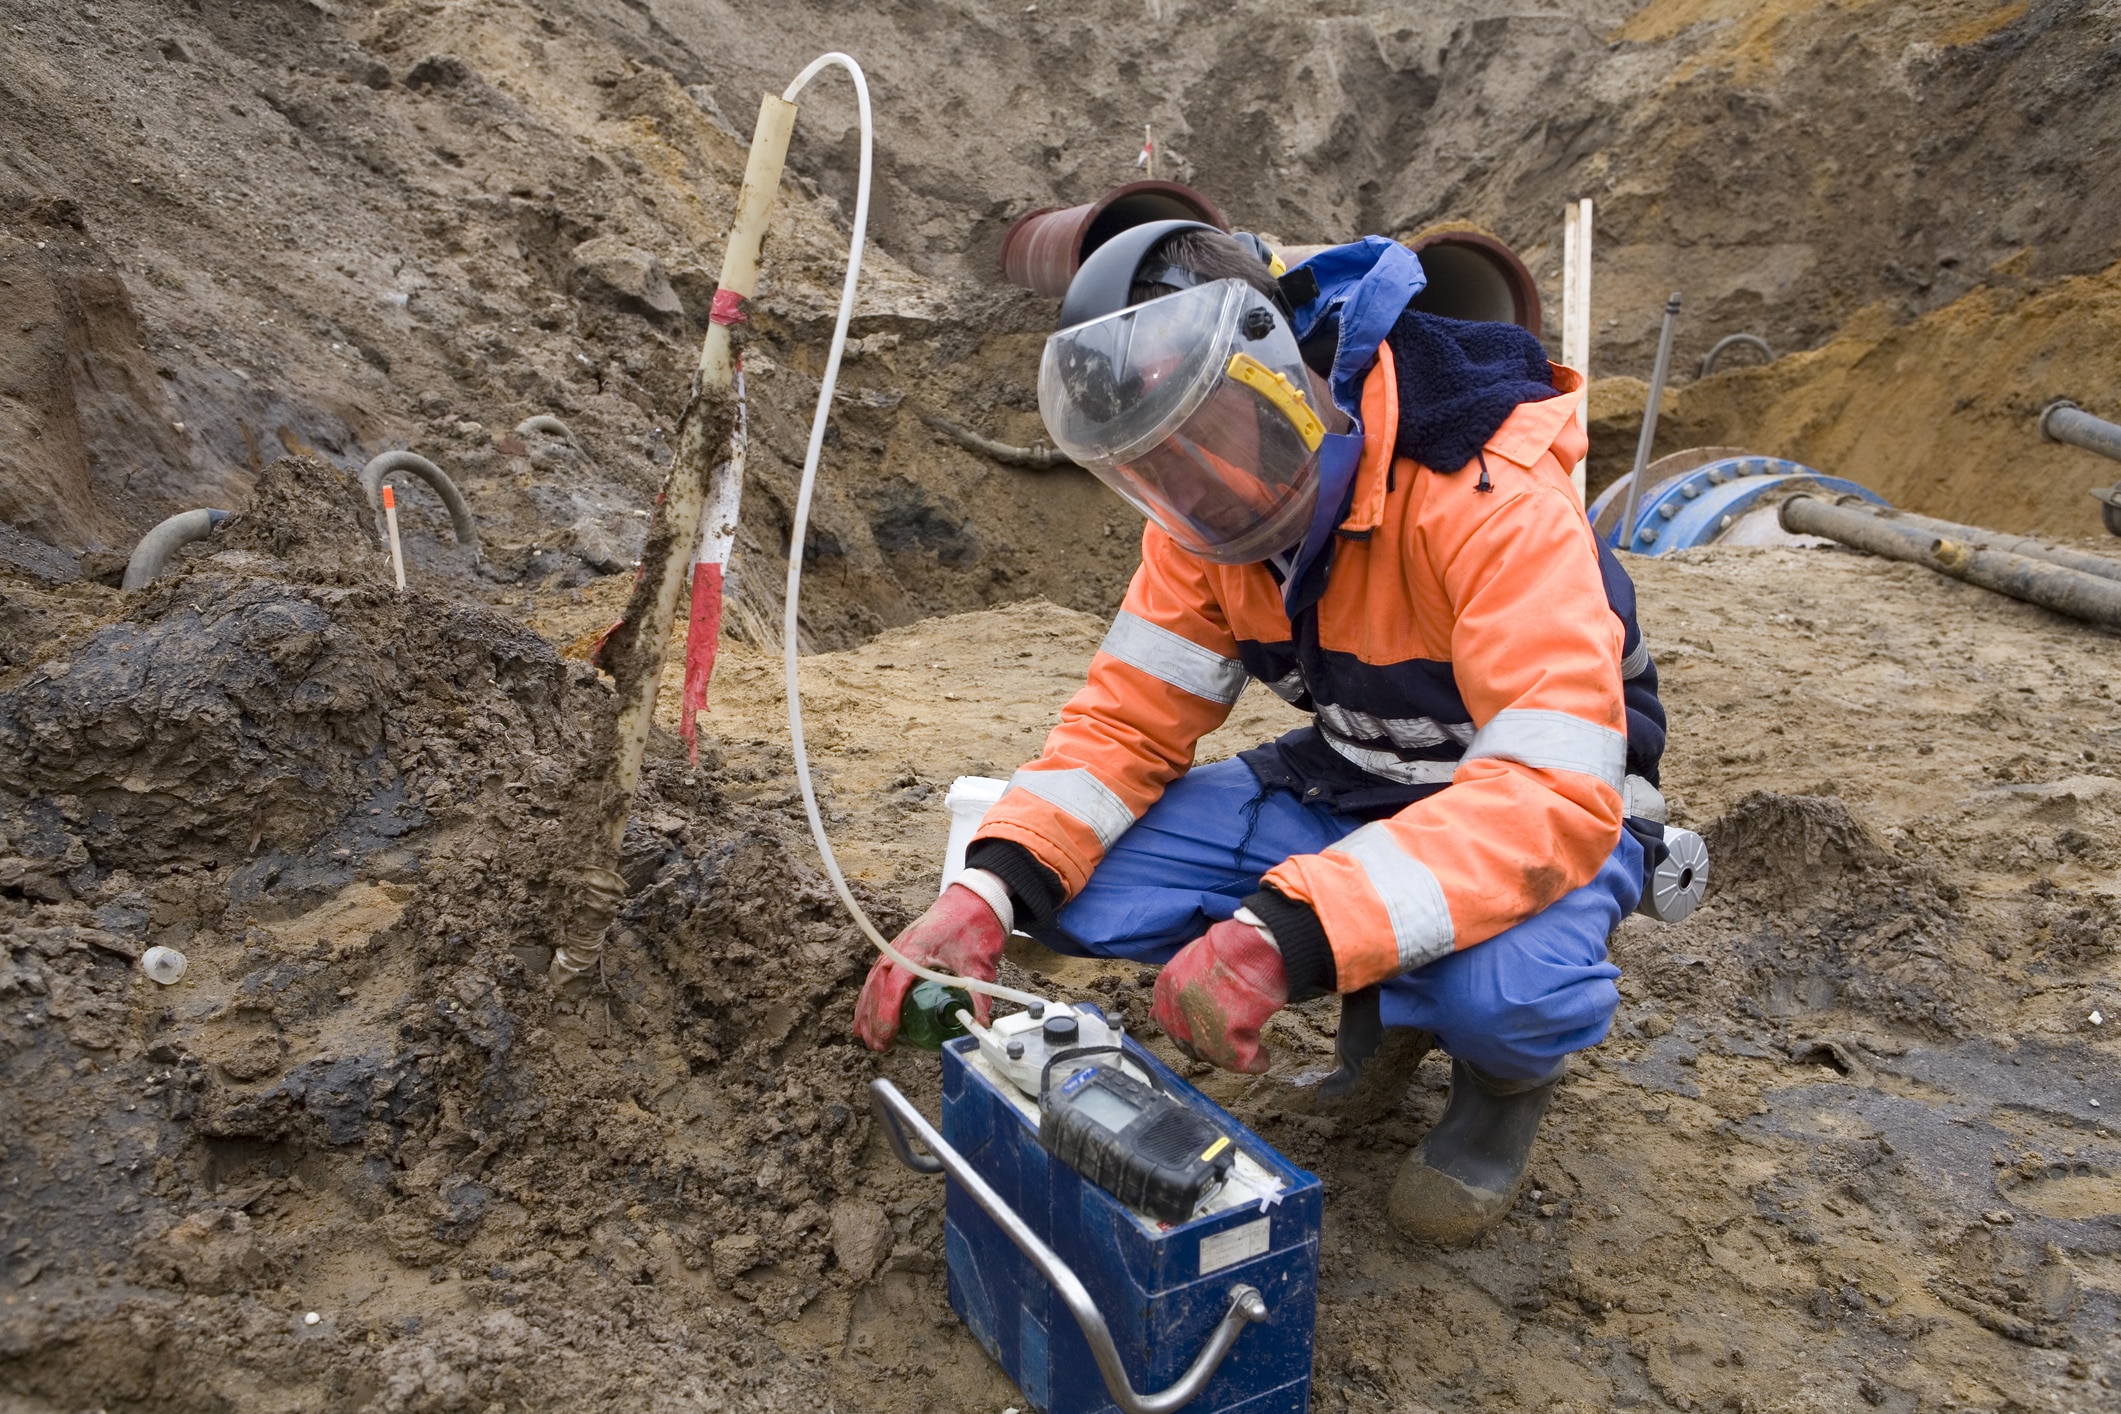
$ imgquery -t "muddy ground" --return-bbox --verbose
[1,0,2120,1411]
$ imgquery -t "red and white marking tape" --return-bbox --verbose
[680,365,748,759]
[381,483,406,591]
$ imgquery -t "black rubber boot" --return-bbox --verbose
[1281,987,1432,1124]
[1386,1057,1561,1246]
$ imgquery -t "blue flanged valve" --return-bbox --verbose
[1590,455,1888,555]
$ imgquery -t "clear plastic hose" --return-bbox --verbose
[778,54,1047,1012]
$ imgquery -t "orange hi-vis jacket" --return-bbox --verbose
[973,346,1638,994]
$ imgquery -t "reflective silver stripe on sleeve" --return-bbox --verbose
[1316,702,1476,752]
[1097,611,1248,706]
[1459,708,1627,791]
[1266,669,1307,704]
[1005,767,1137,849]
[1620,638,1651,680]
[1624,774,1667,823]
[1320,734,1461,786]
[1327,822,1455,971]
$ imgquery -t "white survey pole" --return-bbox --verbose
[1561,198,1593,505]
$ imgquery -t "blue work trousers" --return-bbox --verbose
[1031,758,1639,1083]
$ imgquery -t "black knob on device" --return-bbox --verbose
[1042,1013,1080,1045]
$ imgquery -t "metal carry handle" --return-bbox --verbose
[868,1078,1268,1414]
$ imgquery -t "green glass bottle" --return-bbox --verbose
[899,979,974,1050]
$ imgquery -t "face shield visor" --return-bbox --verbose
[1038,278,1326,564]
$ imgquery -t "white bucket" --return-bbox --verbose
[940,775,1009,894]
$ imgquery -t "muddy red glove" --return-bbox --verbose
[853,883,1006,1050]
[1151,917,1290,1075]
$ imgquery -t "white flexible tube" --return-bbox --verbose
[778,54,1047,1013]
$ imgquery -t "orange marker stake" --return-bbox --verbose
[381,483,406,591]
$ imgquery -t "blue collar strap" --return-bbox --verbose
[1277,238,1427,614]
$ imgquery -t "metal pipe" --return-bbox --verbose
[122,508,231,590]
[1780,494,2121,628]
[869,1079,1268,1414]
[1833,499,2121,583]
[359,452,480,549]
[2041,400,2121,464]
[1616,292,1682,550]
[1697,333,1771,378]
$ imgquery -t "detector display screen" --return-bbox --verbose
[1071,1084,1142,1134]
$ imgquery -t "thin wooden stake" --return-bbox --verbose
[1561,198,1593,505]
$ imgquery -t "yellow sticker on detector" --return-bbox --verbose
[1200,1136,1231,1162]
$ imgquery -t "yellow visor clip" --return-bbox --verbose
[1225,352,1326,452]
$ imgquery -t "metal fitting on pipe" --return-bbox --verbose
[359,452,480,551]
[123,508,232,590]
[1697,333,1771,378]
[1779,494,2121,628]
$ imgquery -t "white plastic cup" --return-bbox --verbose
[141,945,188,985]
[940,775,1009,894]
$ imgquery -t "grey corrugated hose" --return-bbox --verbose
[1697,333,1771,378]
[122,508,231,590]
[359,451,480,551]
[514,415,577,444]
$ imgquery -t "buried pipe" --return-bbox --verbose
[920,412,1074,470]
[999,179,1229,297]
[359,452,480,550]
[123,508,232,590]
[1698,333,1771,378]
[1780,494,2121,628]
[1833,499,2121,583]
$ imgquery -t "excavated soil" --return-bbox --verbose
[3,1,2121,1412]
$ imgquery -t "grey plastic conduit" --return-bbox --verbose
[869,1079,1268,1414]
[1780,495,2121,628]
[123,508,232,590]
[1616,292,1682,550]
[1697,333,1771,378]
[359,452,480,549]
[1831,498,2121,583]
[2041,401,2121,464]
[513,415,577,444]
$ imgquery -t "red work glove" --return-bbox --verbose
[853,883,1006,1051]
[1151,917,1290,1075]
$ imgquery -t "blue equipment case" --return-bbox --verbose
[938,1026,1323,1414]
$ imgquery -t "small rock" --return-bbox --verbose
[569,235,684,319]
[710,1232,763,1285]
[1642,1013,1674,1038]
[831,1199,891,1283]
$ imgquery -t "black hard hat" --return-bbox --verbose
[1055,219,1220,330]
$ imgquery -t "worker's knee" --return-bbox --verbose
[1376,839,1636,1083]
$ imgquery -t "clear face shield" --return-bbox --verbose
[1038,279,1327,565]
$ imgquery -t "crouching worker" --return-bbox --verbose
[854,223,1669,1246]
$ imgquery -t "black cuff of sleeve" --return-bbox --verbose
[1245,886,1336,1001]
[964,839,1066,933]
